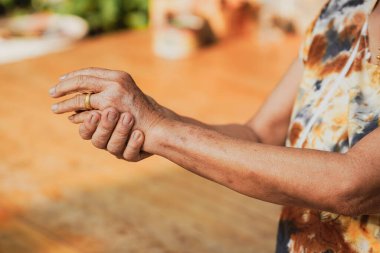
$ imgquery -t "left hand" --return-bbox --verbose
[69,107,151,162]
[49,67,165,140]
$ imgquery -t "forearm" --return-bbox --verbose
[145,118,356,214]
[181,115,259,142]
[53,67,379,216]
[163,107,259,142]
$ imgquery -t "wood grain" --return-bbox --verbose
[0,29,301,253]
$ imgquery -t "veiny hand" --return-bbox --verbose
[49,67,165,140]
[70,107,151,162]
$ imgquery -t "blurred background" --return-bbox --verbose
[0,0,325,252]
[0,0,325,62]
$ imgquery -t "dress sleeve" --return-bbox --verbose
[298,17,318,63]
[298,0,331,63]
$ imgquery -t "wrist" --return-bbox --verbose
[144,116,177,155]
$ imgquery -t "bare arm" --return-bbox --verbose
[162,58,303,144]
[68,58,303,154]
[51,64,380,216]
[144,116,368,216]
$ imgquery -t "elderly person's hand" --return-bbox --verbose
[49,67,166,141]
[69,108,151,162]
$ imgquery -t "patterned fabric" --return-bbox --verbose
[276,0,380,252]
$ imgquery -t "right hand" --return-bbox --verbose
[50,68,167,145]
[70,107,151,162]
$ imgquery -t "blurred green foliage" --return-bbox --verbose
[0,0,149,34]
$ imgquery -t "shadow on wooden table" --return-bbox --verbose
[0,165,281,253]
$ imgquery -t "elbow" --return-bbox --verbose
[330,200,364,217]
[326,186,363,216]
[327,165,370,217]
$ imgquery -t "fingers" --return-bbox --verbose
[59,67,127,82]
[69,110,94,124]
[79,111,101,140]
[77,108,148,162]
[106,112,134,157]
[51,93,101,114]
[49,75,113,98]
[91,108,120,149]
[123,130,145,162]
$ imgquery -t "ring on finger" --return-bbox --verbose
[84,92,94,110]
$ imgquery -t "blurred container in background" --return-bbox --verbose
[150,0,260,59]
[0,12,88,63]
[149,0,324,59]
[0,0,149,63]
[0,0,149,34]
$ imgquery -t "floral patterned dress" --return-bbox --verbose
[276,0,380,252]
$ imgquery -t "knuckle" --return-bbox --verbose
[75,94,84,108]
[123,111,133,119]
[93,110,102,118]
[86,112,94,122]
[111,80,123,89]
[76,75,86,87]
[107,107,118,115]
[102,97,114,109]
[115,73,131,85]
[129,93,137,104]
[84,113,93,123]
[99,92,110,103]
[85,116,96,129]
[112,87,125,99]
[101,120,117,131]
[121,113,133,128]
[120,71,131,80]
[92,77,102,89]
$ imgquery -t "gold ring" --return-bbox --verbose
[84,93,93,110]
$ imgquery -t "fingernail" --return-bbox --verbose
[133,131,140,140]
[107,111,117,121]
[51,104,58,112]
[59,75,67,81]
[68,115,74,121]
[49,87,56,96]
[122,114,132,126]
[91,114,99,124]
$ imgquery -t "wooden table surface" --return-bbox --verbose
[0,29,301,253]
